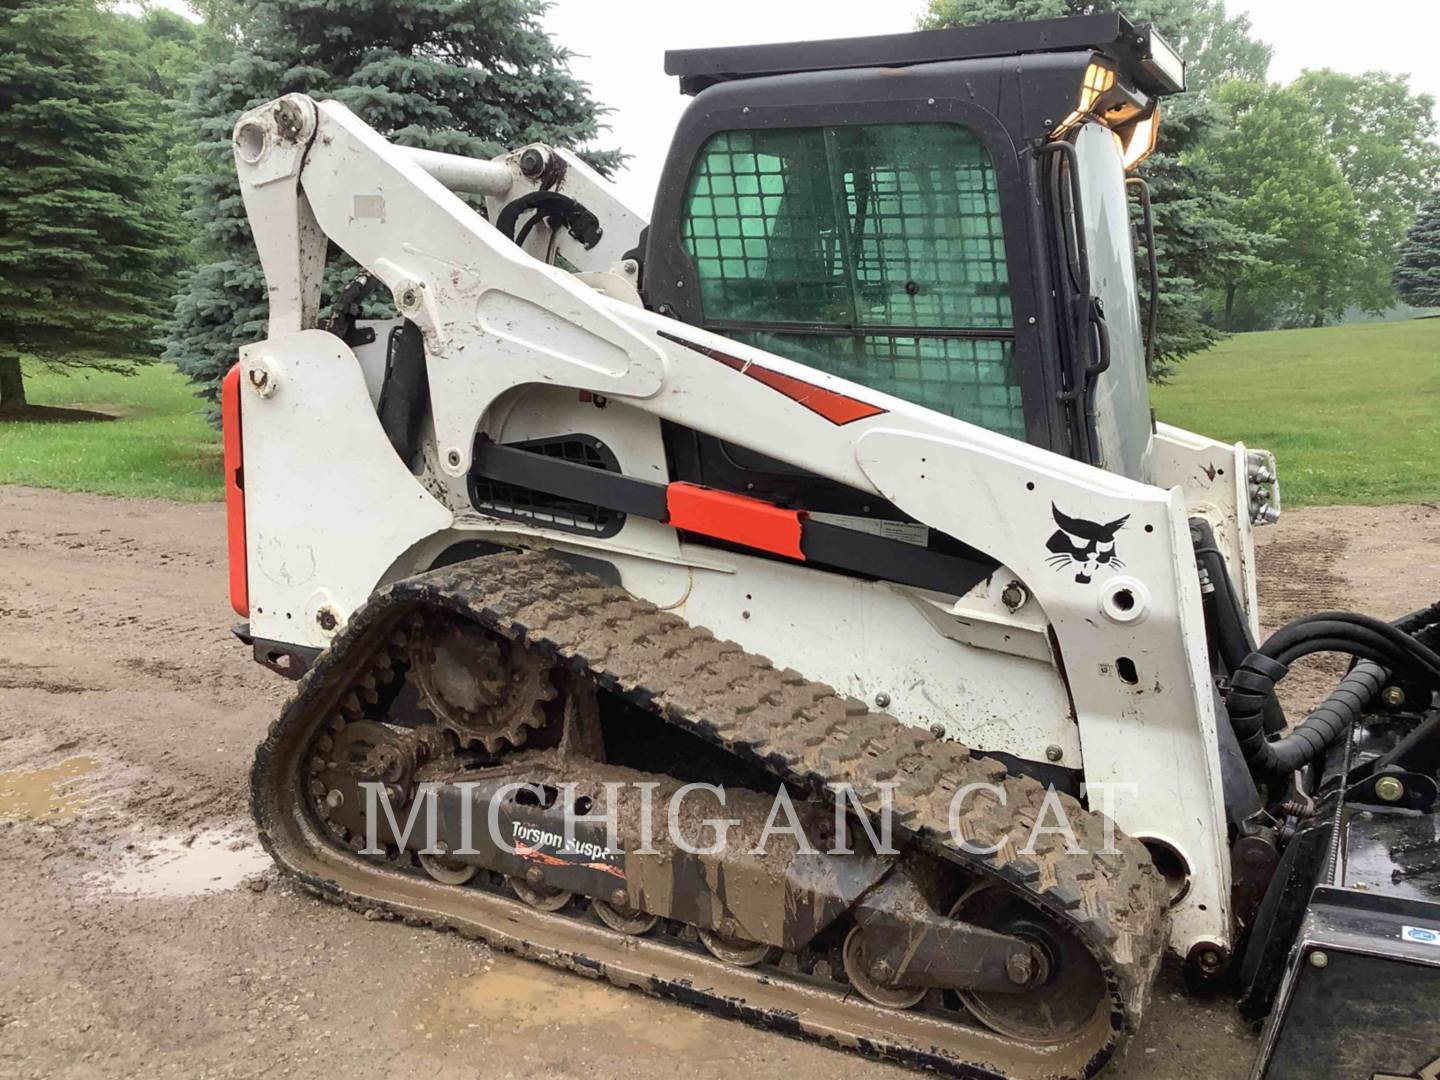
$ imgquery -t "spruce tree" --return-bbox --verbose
[1394,196,1440,310]
[0,0,175,413]
[165,0,619,409]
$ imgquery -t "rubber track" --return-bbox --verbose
[253,550,1169,1072]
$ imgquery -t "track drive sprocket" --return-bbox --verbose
[412,621,555,752]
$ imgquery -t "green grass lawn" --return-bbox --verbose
[2,318,1435,506]
[1151,319,1440,506]
[0,361,223,501]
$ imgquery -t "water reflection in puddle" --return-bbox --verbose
[94,826,272,898]
[0,756,98,821]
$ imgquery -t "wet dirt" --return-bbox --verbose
[93,826,273,899]
[1,484,1437,1080]
[0,756,98,821]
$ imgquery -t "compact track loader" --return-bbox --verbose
[224,13,1440,1078]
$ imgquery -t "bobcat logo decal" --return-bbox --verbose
[1045,504,1128,584]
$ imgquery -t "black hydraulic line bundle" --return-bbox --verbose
[1226,602,1440,778]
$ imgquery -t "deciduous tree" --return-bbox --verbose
[1203,81,1366,329]
[1292,70,1440,314]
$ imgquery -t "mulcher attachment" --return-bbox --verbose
[252,550,1169,1078]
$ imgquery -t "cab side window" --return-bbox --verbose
[681,123,1022,437]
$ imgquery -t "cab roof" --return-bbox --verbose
[665,12,1184,99]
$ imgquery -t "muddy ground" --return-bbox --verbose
[2,485,1437,1080]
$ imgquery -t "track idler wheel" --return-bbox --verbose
[841,926,927,1009]
[949,883,1107,1044]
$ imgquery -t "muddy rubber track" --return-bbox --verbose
[253,550,1169,1077]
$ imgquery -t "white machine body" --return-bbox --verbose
[229,94,1280,961]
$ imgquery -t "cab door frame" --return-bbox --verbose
[642,52,1108,471]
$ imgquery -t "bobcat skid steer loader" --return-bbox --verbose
[223,13,1440,1078]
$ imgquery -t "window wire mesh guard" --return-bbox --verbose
[681,124,1022,438]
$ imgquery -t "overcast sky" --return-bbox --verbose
[542,0,1440,211]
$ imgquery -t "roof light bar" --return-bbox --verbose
[1139,28,1185,94]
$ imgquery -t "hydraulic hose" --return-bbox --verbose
[1226,603,1440,779]
[1192,521,1286,734]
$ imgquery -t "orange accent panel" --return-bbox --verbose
[659,332,888,426]
[736,360,889,425]
[666,482,806,561]
[222,364,248,617]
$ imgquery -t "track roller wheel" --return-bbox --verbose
[841,926,927,1009]
[592,899,659,936]
[418,852,478,886]
[507,875,573,912]
[949,883,1107,1044]
[698,927,771,967]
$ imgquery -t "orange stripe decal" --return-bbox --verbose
[666,482,806,561]
[221,364,248,618]
[659,331,888,426]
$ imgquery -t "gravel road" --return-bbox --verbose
[2,485,1437,1079]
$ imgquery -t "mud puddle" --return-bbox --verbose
[0,755,98,821]
[90,824,272,898]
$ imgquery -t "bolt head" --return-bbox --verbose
[611,888,629,907]
[519,147,546,177]
[929,723,946,739]
[274,99,305,140]
[325,789,344,809]
[1374,775,1406,803]
[1309,950,1329,969]
[1045,745,1064,763]
[1381,685,1406,708]
[1005,952,1034,985]
[874,692,891,709]
[525,866,544,885]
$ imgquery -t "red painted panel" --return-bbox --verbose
[221,364,248,617]
[666,482,806,561]
[659,331,888,426]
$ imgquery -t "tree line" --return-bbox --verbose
[1,0,616,413]
[1,0,1437,414]
[927,0,1440,373]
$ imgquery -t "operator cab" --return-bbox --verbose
[644,13,1182,507]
